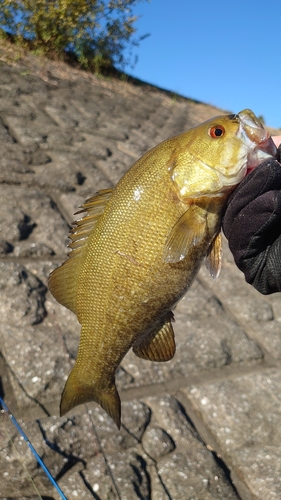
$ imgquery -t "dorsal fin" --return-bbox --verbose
[68,188,113,257]
[48,188,113,314]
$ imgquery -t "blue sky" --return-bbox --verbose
[124,0,280,129]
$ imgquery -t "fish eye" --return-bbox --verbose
[209,125,225,138]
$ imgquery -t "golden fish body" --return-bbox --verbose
[49,109,276,428]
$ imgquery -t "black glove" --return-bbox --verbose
[222,146,281,294]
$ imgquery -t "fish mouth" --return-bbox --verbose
[238,109,277,174]
[246,139,277,174]
[238,109,269,144]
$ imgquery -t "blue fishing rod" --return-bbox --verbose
[0,397,68,500]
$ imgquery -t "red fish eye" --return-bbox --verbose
[209,125,225,138]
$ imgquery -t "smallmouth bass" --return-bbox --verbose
[49,109,276,428]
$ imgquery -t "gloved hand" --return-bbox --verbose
[222,144,281,294]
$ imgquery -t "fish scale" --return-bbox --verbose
[49,109,277,428]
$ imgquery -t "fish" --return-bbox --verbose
[48,109,276,428]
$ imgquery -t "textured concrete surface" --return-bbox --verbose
[0,43,281,500]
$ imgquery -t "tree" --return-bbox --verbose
[0,0,148,72]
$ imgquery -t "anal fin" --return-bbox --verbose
[133,316,176,362]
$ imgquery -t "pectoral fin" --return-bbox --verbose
[205,232,222,279]
[133,317,176,362]
[163,205,207,263]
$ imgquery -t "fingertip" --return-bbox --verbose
[272,135,281,148]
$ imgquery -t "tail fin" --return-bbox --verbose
[60,370,121,429]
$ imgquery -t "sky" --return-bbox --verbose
[123,0,280,129]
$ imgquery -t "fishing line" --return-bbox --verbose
[1,415,43,499]
[0,397,68,500]
[85,403,123,500]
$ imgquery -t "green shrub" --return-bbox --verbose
[0,0,148,71]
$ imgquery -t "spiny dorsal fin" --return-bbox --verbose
[48,188,113,314]
[163,204,207,263]
[69,188,113,257]
[205,231,222,279]
[133,315,176,362]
